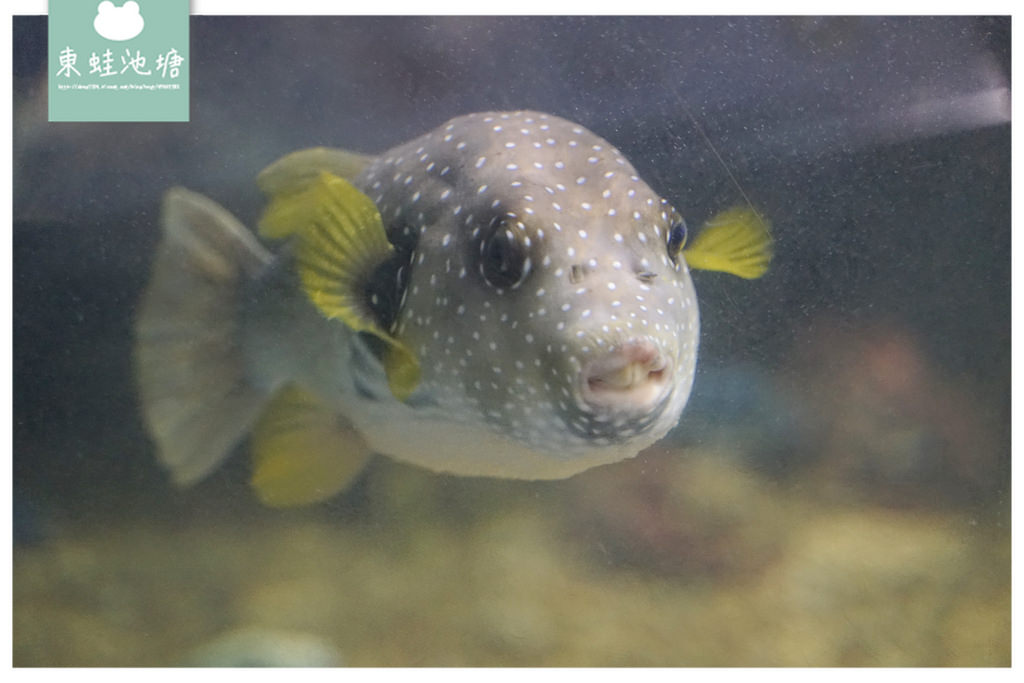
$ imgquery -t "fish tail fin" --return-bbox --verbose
[134,188,273,485]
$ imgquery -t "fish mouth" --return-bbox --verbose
[579,339,672,416]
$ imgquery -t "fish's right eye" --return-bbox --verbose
[666,210,688,263]
[479,222,531,289]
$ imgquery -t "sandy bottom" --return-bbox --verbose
[13,448,1011,667]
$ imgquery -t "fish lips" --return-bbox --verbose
[577,338,675,422]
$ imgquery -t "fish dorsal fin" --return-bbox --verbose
[260,172,421,401]
[250,384,372,507]
[683,206,773,279]
[256,147,374,200]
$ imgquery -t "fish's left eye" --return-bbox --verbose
[479,221,531,289]
[666,210,688,263]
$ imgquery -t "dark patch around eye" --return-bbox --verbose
[363,247,414,333]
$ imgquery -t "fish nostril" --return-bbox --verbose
[636,271,658,283]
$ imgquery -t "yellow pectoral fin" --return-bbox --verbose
[258,172,423,402]
[382,341,422,403]
[259,168,388,243]
[683,206,773,279]
[290,173,394,331]
[250,384,372,508]
[257,147,374,199]
[291,173,423,401]
[258,186,314,241]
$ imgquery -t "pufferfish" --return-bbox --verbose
[134,110,771,507]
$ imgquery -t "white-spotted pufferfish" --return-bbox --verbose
[135,110,771,506]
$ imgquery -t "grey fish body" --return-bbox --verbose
[136,110,708,493]
[241,111,699,479]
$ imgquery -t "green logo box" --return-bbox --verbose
[48,0,189,122]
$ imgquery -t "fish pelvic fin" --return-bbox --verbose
[250,384,372,507]
[134,188,273,486]
[683,206,773,279]
[256,147,374,208]
[260,172,421,402]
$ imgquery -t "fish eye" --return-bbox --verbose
[666,210,688,263]
[478,220,531,289]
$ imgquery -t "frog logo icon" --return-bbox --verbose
[93,1,145,41]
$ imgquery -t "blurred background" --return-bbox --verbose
[12,16,1010,666]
